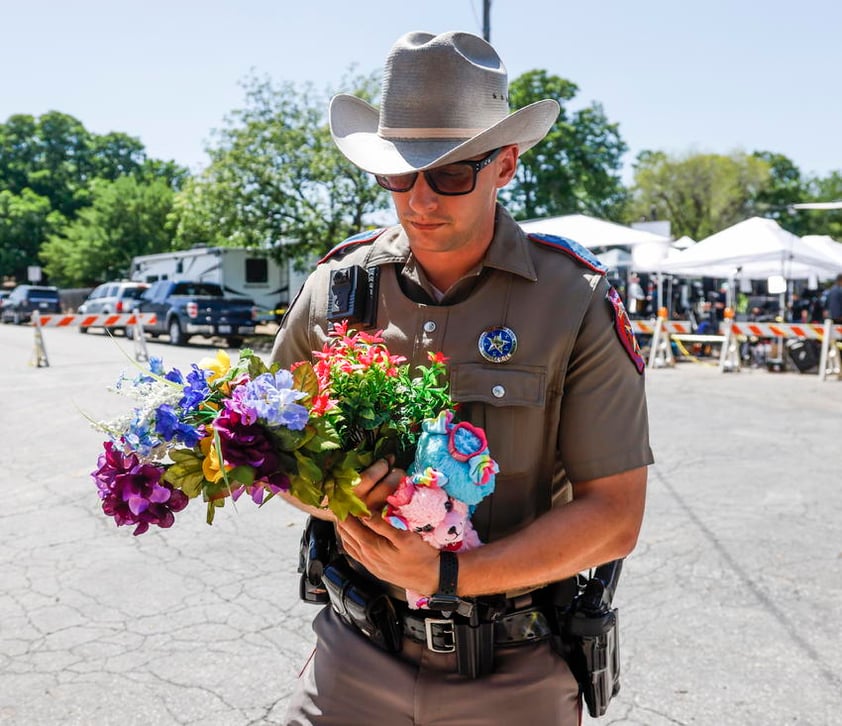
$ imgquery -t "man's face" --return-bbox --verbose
[389,145,518,256]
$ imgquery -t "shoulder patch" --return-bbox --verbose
[527,233,607,275]
[606,287,646,374]
[318,228,387,264]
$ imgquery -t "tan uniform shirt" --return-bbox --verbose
[272,206,653,542]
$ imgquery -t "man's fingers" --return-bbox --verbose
[354,457,394,497]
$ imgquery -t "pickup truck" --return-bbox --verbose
[131,280,257,347]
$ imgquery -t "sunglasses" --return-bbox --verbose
[375,147,502,196]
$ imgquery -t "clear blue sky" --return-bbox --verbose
[3,0,840,188]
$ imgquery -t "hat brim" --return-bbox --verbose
[329,94,560,175]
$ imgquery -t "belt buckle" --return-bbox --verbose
[424,617,456,653]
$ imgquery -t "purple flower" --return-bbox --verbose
[92,441,189,535]
[214,409,290,492]
[228,370,308,430]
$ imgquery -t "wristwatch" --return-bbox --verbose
[427,551,461,612]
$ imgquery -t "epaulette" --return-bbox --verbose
[527,233,607,275]
[318,228,387,264]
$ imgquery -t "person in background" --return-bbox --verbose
[271,30,652,725]
[825,273,842,323]
[626,272,647,318]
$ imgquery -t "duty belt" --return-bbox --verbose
[402,607,553,653]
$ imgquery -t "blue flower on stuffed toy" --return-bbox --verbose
[409,410,498,508]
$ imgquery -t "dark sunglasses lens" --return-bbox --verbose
[375,173,418,192]
[427,164,475,194]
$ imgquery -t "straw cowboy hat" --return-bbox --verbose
[329,31,560,176]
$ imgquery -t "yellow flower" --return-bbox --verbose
[199,435,228,483]
[198,349,231,384]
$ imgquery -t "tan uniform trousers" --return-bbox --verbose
[284,607,581,726]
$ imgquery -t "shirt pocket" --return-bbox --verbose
[450,363,548,478]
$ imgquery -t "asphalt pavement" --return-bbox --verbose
[1,323,840,726]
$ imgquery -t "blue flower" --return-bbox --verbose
[155,404,203,448]
[180,365,211,411]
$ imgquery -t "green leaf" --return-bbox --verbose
[162,449,207,498]
[292,361,320,399]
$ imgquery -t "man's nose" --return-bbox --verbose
[407,173,439,210]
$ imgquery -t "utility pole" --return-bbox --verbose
[483,0,491,42]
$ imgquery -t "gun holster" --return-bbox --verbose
[555,560,623,718]
[297,516,336,604]
[321,558,403,653]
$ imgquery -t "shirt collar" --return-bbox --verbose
[362,205,538,283]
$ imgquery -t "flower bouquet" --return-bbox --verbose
[91,323,452,534]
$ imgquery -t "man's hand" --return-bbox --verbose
[336,457,439,596]
[337,513,440,596]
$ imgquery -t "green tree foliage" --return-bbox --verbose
[805,172,842,240]
[0,111,187,282]
[40,176,176,286]
[501,70,628,221]
[628,150,772,240]
[0,189,65,281]
[171,72,389,264]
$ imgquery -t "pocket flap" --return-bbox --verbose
[450,363,546,408]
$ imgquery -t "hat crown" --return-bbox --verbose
[378,31,510,140]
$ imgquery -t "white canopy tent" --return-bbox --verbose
[657,217,841,280]
[519,214,671,248]
[596,248,632,272]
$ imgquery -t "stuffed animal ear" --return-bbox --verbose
[447,421,489,462]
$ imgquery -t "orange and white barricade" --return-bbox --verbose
[31,313,157,367]
[719,318,842,380]
[649,309,675,369]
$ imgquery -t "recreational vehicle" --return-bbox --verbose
[129,247,311,321]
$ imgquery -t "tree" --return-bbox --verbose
[500,70,628,220]
[40,176,176,286]
[798,171,842,240]
[0,189,65,280]
[628,150,771,240]
[750,151,812,235]
[171,72,389,265]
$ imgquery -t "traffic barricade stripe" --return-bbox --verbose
[33,313,157,327]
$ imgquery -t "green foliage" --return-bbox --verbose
[170,72,390,264]
[789,171,842,240]
[40,175,176,286]
[0,111,187,284]
[502,70,628,221]
[0,188,66,280]
[628,150,772,240]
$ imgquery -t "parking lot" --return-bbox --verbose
[1,323,841,725]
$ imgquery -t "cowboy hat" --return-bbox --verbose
[329,31,560,176]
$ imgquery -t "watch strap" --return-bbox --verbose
[436,550,459,597]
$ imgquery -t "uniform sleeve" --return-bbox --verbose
[558,279,654,482]
[270,269,320,369]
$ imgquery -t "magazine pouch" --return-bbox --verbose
[322,559,403,653]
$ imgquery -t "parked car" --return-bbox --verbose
[130,280,256,347]
[0,285,62,324]
[78,281,149,334]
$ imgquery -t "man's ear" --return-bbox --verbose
[496,144,520,188]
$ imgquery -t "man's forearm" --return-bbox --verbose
[455,466,647,597]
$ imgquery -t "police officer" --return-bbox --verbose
[272,30,653,725]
